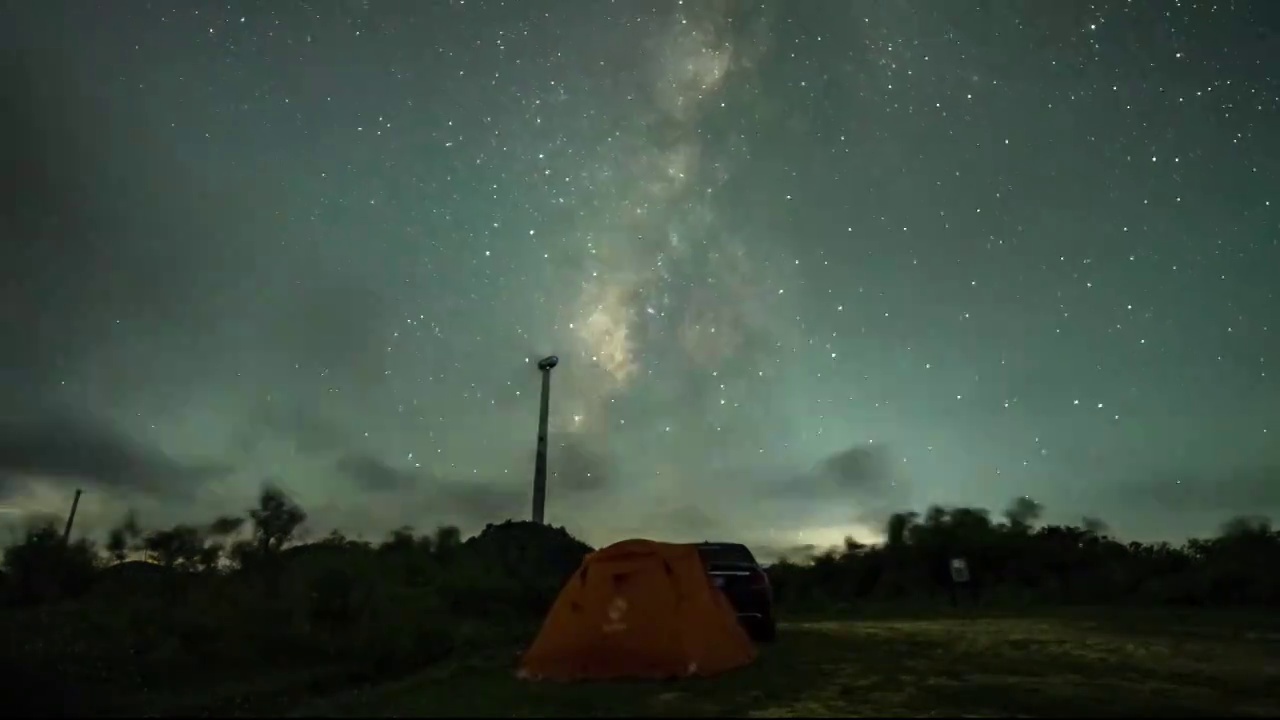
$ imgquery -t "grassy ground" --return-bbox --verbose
[295,608,1280,718]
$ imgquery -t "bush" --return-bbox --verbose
[0,494,596,714]
[2,523,99,606]
[6,485,1278,715]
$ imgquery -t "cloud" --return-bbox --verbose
[331,437,623,534]
[335,453,418,493]
[442,481,525,521]
[754,442,908,527]
[549,436,611,494]
[0,415,231,500]
[655,504,727,540]
[238,398,351,458]
[1123,464,1280,517]
[272,280,395,388]
[333,452,526,526]
[815,444,893,492]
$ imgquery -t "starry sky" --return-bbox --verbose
[4,0,1278,556]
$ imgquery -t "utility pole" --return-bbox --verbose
[62,488,83,545]
[532,355,559,524]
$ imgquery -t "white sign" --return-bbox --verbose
[949,557,970,584]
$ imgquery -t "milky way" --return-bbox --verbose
[556,4,777,429]
[4,1,1278,556]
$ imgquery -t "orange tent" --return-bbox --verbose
[518,539,757,681]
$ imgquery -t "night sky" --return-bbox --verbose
[4,1,1278,556]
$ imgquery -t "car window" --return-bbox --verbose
[696,544,757,565]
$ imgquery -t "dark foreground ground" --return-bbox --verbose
[294,608,1280,718]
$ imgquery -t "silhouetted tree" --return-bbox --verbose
[2,521,98,605]
[5,476,1280,720]
[1003,496,1043,530]
[105,510,143,564]
[142,524,204,570]
[1082,516,1109,536]
[766,497,1279,610]
[886,511,917,549]
[432,525,462,560]
[208,515,246,537]
[105,528,129,564]
[248,484,307,556]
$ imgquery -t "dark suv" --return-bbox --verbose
[695,541,777,642]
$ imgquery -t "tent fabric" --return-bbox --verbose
[518,539,757,682]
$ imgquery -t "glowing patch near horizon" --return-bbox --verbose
[791,522,885,549]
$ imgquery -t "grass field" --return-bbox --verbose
[294,609,1280,718]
